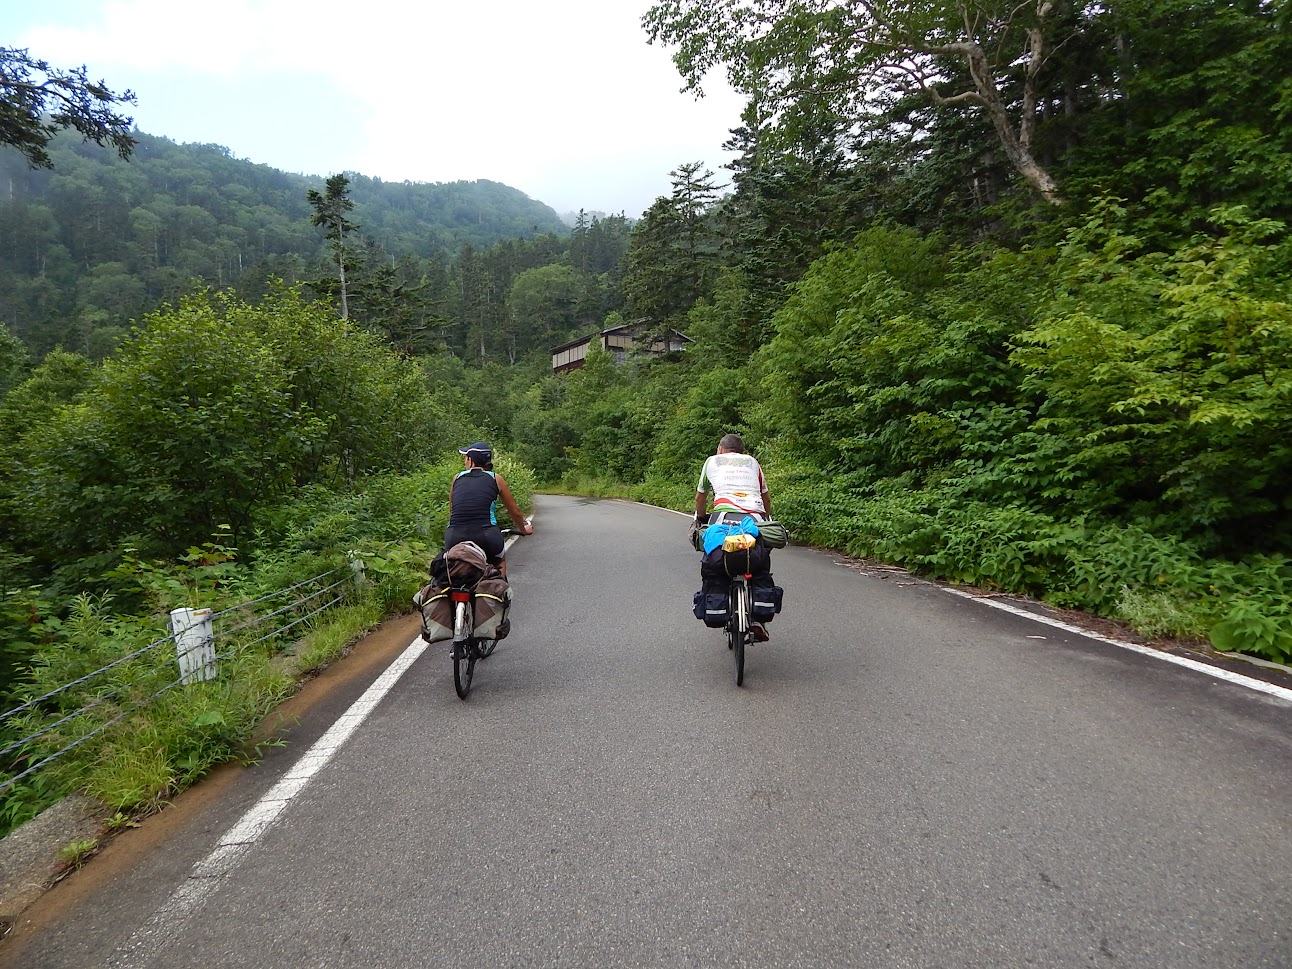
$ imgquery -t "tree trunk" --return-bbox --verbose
[952,39,1065,204]
[338,247,349,320]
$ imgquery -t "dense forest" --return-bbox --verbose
[1,0,1291,826]
[0,130,579,359]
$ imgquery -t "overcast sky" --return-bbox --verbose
[8,0,746,218]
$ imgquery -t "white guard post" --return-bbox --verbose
[170,607,217,684]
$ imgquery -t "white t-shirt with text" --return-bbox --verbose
[697,452,768,516]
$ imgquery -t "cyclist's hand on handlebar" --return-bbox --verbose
[519,521,534,536]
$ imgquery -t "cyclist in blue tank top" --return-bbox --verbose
[444,442,532,575]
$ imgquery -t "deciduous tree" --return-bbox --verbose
[644,0,1068,202]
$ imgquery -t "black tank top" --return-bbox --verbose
[448,469,499,527]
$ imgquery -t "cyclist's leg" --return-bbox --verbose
[476,526,507,576]
[447,525,506,572]
[753,549,772,641]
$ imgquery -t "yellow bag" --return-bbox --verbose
[722,532,756,552]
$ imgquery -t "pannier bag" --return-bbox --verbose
[692,579,731,628]
[701,539,771,579]
[748,573,784,622]
[473,572,513,640]
[414,581,454,643]
[416,547,510,644]
[757,520,789,549]
[443,540,489,586]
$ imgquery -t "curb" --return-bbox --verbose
[0,794,107,936]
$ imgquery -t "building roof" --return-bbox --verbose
[549,323,692,355]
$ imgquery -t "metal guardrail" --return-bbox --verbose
[0,561,362,797]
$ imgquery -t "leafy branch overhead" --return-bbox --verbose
[644,0,1066,202]
[0,47,137,169]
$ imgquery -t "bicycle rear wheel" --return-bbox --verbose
[452,601,475,699]
[732,580,749,687]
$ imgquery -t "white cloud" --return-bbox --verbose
[16,0,746,215]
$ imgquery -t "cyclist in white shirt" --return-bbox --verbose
[695,433,772,525]
[695,433,774,641]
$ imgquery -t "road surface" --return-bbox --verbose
[5,494,1289,969]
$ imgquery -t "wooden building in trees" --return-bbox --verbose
[550,323,691,374]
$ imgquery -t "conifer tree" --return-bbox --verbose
[0,48,136,169]
[307,174,357,319]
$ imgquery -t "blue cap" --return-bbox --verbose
[458,442,492,462]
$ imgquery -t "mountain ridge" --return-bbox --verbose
[0,128,571,354]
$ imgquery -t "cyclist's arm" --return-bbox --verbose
[495,475,534,535]
[695,458,712,522]
[761,491,772,518]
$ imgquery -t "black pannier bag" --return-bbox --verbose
[700,537,772,579]
[692,578,731,627]
[748,573,783,623]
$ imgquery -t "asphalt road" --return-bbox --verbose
[7,495,1291,968]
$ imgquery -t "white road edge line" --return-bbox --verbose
[661,501,1291,703]
[944,587,1292,703]
[112,526,530,967]
[110,637,430,968]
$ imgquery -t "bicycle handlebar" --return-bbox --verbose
[501,518,533,538]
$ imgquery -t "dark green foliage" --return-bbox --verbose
[624,163,727,339]
[1011,205,1292,550]
[1,286,446,594]
[1060,0,1292,236]
[0,550,47,705]
[749,225,954,471]
[0,321,28,397]
[647,367,749,481]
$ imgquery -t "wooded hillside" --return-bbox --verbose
[0,130,570,357]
